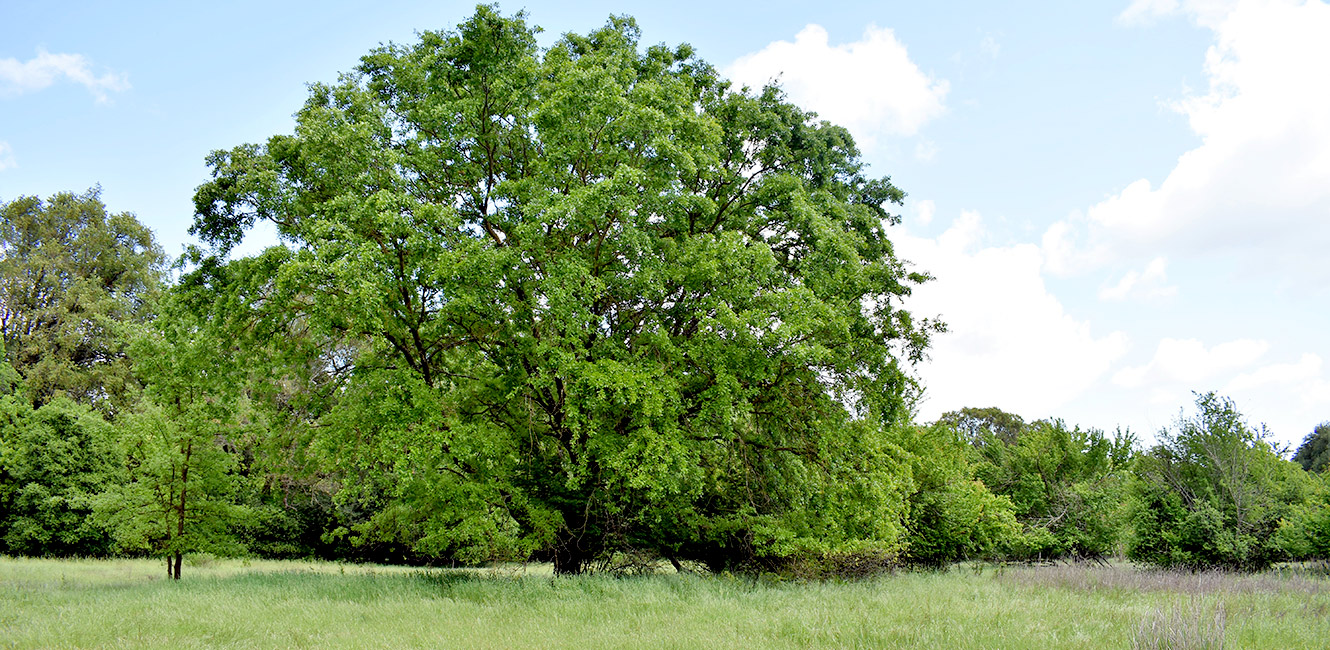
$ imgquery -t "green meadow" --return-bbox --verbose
[3,557,1328,649]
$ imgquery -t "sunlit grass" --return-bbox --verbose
[2,557,1328,649]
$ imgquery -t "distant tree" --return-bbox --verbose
[1129,392,1312,570]
[1292,423,1330,473]
[972,419,1134,559]
[1281,424,1330,561]
[897,423,1020,566]
[937,407,1026,446]
[187,8,939,574]
[0,188,164,412]
[92,292,248,580]
[1274,471,1330,562]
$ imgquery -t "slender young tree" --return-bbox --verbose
[92,292,247,579]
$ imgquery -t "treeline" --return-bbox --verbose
[3,7,1329,579]
[4,190,1328,578]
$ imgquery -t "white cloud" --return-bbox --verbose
[913,199,936,227]
[1119,0,1240,27]
[226,217,282,259]
[893,212,1129,421]
[1226,353,1321,392]
[1048,0,1330,285]
[0,49,129,102]
[0,141,14,171]
[1112,337,1269,391]
[1221,353,1330,440]
[1098,257,1178,301]
[726,24,948,149]
[1040,217,1095,275]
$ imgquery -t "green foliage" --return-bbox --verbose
[937,406,1026,446]
[1292,422,1330,473]
[0,346,23,540]
[896,423,1020,565]
[1272,472,1330,561]
[0,396,119,556]
[92,405,246,573]
[91,290,250,579]
[1128,392,1313,571]
[189,7,938,573]
[972,418,1134,560]
[0,188,164,413]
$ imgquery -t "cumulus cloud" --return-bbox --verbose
[1221,353,1330,440]
[1113,337,1269,394]
[1098,257,1178,301]
[0,141,14,171]
[0,49,129,102]
[892,211,1129,421]
[1226,353,1322,392]
[1119,0,1180,24]
[726,24,948,149]
[1047,0,1330,285]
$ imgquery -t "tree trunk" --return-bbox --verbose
[552,541,588,576]
[172,441,192,581]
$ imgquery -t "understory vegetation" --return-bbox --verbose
[2,6,1328,582]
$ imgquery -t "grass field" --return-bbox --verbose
[2,557,1328,649]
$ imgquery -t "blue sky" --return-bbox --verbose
[2,0,1326,446]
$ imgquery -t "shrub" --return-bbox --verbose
[969,417,1134,560]
[897,423,1022,565]
[1,398,119,556]
[1273,471,1330,561]
[1128,392,1312,570]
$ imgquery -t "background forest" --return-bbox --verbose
[2,7,1329,580]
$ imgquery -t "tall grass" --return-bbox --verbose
[1131,600,1226,650]
[2,557,1328,649]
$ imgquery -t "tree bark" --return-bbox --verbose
[552,540,588,576]
[172,441,192,581]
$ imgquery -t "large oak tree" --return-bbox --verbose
[191,7,940,573]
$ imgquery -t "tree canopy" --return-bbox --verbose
[91,289,251,579]
[936,406,1027,447]
[1129,392,1313,570]
[1293,422,1330,473]
[971,418,1133,559]
[189,6,941,573]
[0,188,164,412]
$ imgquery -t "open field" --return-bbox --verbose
[3,557,1329,649]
